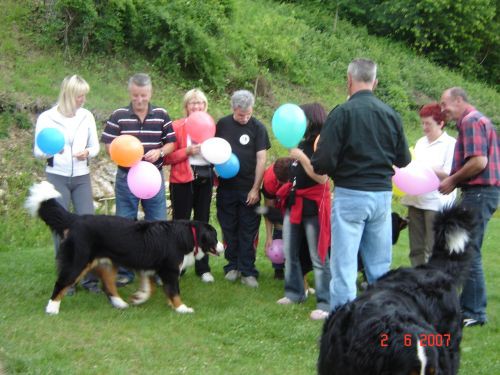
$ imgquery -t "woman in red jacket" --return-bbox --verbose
[164,89,215,282]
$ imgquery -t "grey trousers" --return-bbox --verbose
[46,173,98,285]
[407,206,437,267]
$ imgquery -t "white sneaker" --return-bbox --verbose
[310,309,329,320]
[201,272,215,283]
[241,276,259,288]
[277,296,294,305]
[224,270,240,282]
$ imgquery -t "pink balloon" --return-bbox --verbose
[393,163,440,195]
[185,112,216,143]
[266,239,285,264]
[127,161,162,199]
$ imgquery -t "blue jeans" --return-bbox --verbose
[216,188,261,278]
[115,168,167,282]
[459,186,499,323]
[330,187,392,311]
[283,211,331,311]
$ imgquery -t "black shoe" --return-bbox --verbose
[116,276,133,287]
[83,283,102,294]
[463,318,485,327]
[66,285,76,296]
[274,269,284,280]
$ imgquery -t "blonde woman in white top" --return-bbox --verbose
[34,75,100,293]
[401,102,456,266]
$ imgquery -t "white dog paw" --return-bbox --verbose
[45,299,60,315]
[175,304,194,314]
[130,291,149,305]
[110,296,129,309]
[216,242,225,254]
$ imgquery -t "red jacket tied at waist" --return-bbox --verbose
[276,181,331,263]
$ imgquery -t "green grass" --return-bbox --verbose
[0,217,499,374]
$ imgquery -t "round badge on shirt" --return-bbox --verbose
[239,134,250,145]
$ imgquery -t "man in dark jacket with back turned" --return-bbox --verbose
[311,58,411,312]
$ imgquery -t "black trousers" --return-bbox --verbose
[216,188,261,278]
[170,176,213,275]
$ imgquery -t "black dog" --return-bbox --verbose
[26,181,223,315]
[318,205,474,375]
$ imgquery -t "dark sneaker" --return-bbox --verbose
[116,276,133,287]
[274,269,284,280]
[66,285,76,296]
[463,318,485,327]
[83,283,102,294]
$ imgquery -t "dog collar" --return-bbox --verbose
[191,226,198,255]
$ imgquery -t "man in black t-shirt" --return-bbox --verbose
[215,90,271,287]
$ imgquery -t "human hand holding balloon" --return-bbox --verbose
[73,149,89,160]
[289,148,305,163]
[144,148,162,163]
[187,144,201,156]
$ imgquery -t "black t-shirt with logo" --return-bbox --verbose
[215,114,271,191]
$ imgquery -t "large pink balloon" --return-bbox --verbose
[393,163,440,195]
[127,161,162,199]
[185,112,216,143]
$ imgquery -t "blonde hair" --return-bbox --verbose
[57,75,90,117]
[183,88,208,115]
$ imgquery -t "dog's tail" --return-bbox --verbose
[25,181,76,237]
[428,204,476,284]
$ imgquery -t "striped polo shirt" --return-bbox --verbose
[101,104,176,170]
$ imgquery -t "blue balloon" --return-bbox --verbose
[271,103,307,148]
[215,153,240,179]
[36,128,65,155]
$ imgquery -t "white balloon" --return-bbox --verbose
[201,137,232,164]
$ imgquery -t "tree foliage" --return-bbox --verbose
[281,0,499,89]
[35,0,234,89]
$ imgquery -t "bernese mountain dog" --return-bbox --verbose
[25,181,223,315]
[317,205,475,375]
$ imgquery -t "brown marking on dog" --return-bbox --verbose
[94,264,120,298]
[168,295,183,309]
[52,261,99,301]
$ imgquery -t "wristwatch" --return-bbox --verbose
[159,149,164,158]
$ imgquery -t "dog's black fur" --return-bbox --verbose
[318,205,475,375]
[26,181,220,314]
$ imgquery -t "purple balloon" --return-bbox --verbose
[127,161,162,199]
[393,163,440,195]
[266,239,285,264]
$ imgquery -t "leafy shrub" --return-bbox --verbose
[35,0,235,89]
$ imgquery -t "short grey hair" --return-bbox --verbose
[448,87,469,103]
[128,73,152,88]
[231,90,255,110]
[347,58,377,83]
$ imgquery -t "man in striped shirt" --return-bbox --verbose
[101,73,176,285]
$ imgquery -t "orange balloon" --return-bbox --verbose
[109,135,144,167]
[314,135,320,151]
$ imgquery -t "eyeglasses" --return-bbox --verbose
[188,101,205,106]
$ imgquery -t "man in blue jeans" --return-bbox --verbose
[101,73,176,285]
[311,58,411,312]
[440,87,499,327]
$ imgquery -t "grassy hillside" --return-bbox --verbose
[1,1,500,374]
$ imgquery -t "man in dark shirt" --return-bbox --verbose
[311,58,411,311]
[440,87,499,327]
[101,73,176,285]
[216,90,271,288]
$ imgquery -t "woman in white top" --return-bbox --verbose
[401,102,456,266]
[34,75,100,293]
